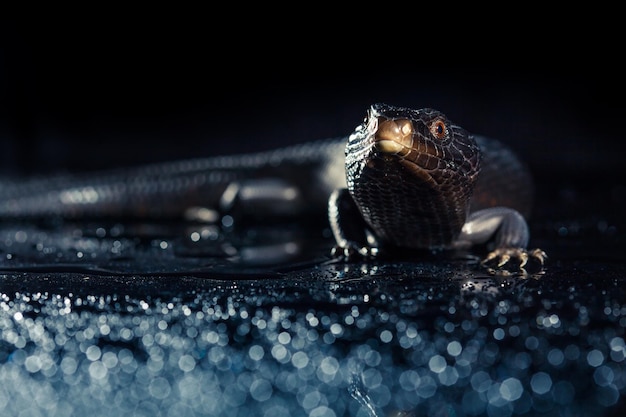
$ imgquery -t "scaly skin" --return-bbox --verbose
[0,139,346,219]
[0,103,545,271]
[328,103,546,271]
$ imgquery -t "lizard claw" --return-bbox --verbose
[481,247,547,273]
[331,243,378,262]
[527,248,548,265]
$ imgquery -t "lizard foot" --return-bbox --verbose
[331,243,379,262]
[481,247,547,273]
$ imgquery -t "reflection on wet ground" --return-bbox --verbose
[0,191,625,416]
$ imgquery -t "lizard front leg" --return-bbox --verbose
[454,207,547,270]
[328,188,380,260]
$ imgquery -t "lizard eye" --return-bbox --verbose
[430,119,447,140]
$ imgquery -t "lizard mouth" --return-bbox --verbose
[371,116,441,174]
[373,117,415,156]
[366,113,441,187]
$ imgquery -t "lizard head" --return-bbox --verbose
[346,103,481,191]
[344,103,483,248]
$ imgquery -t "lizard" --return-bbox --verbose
[328,103,546,270]
[0,103,546,270]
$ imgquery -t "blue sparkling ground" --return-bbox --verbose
[0,217,625,416]
[1,260,625,417]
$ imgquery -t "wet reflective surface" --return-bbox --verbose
[2,19,624,417]
[0,181,625,417]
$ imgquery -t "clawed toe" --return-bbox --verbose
[331,244,378,262]
[481,247,547,273]
[528,248,548,265]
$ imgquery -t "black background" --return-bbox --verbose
[1,21,624,192]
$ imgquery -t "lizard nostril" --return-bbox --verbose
[374,118,414,155]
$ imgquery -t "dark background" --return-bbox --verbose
[1,20,626,417]
[1,22,624,193]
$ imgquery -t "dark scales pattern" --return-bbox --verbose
[470,136,534,218]
[345,105,482,249]
[0,139,345,219]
